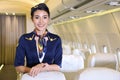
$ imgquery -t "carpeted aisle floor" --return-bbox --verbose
[0,65,17,80]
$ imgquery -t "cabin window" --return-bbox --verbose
[103,45,108,53]
[91,44,96,53]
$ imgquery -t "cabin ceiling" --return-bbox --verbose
[0,0,120,23]
[0,0,47,14]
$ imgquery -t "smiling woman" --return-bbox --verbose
[1,0,120,80]
[14,3,64,80]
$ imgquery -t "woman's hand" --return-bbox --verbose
[28,63,45,77]
[28,63,60,77]
[42,63,50,71]
[42,63,60,71]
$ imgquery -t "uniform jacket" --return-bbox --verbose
[14,31,63,68]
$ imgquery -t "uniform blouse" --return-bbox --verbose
[14,31,63,68]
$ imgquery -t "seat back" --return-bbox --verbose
[62,44,72,55]
[21,71,66,80]
[61,54,84,72]
[87,53,119,70]
[116,52,120,71]
[78,67,120,80]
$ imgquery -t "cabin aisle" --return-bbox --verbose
[0,65,17,80]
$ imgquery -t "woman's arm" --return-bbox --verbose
[29,63,60,77]
[15,63,60,77]
[15,66,31,73]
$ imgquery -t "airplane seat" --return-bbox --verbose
[87,53,119,70]
[77,67,120,80]
[79,49,90,60]
[17,57,66,80]
[62,44,72,55]
[61,54,84,72]
[72,48,85,59]
[21,71,66,80]
[79,49,91,68]
[116,52,120,71]
[17,72,23,80]
[61,54,84,80]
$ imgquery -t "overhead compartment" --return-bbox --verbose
[47,0,93,20]
[59,0,92,10]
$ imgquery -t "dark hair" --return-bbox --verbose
[31,3,50,18]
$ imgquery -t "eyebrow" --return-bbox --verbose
[34,15,48,16]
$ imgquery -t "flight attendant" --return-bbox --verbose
[14,3,63,77]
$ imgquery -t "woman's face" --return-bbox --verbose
[32,10,50,32]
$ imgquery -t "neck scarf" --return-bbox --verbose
[34,31,48,58]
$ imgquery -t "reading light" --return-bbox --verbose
[106,1,120,6]
[85,10,104,13]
